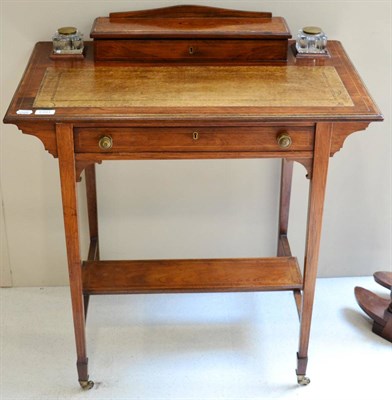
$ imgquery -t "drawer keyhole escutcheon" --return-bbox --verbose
[277,132,292,149]
[193,131,199,140]
[98,135,113,150]
[189,46,194,55]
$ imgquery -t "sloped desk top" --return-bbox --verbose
[4,41,382,123]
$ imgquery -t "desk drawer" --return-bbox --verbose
[94,39,288,62]
[74,127,314,153]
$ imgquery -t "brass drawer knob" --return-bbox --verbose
[98,135,113,150]
[277,132,292,149]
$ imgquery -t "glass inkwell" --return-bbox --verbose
[52,27,84,55]
[296,26,327,54]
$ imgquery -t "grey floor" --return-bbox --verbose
[1,276,390,400]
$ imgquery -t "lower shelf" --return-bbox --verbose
[82,257,303,295]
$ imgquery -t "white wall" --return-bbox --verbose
[0,184,12,286]
[1,0,390,286]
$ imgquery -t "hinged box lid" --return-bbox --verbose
[90,5,291,40]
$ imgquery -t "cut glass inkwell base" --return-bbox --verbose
[52,26,84,55]
[296,26,328,54]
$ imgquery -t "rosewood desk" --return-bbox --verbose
[3,38,382,388]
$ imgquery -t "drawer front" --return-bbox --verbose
[94,39,288,62]
[74,127,314,153]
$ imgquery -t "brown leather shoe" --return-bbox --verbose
[373,271,392,290]
[354,285,392,342]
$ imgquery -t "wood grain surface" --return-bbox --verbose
[91,17,290,39]
[93,39,288,62]
[82,257,303,294]
[108,4,272,19]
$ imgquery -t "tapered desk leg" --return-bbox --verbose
[296,123,332,385]
[84,164,100,318]
[277,159,294,256]
[85,164,99,258]
[56,123,94,390]
[277,159,303,317]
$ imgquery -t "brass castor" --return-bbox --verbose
[79,380,94,390]
[297,375,311,385]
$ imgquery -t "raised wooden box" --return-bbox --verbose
[90,5,291,63]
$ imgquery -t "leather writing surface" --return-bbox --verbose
[34,66,353,109]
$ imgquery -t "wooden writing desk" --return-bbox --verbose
[3,8,382,389]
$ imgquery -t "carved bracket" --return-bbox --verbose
[291,121,372,179]
[330,122,371,156]
[292,158,313,179]
[16,122,57,157]
[76,160,102,182]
